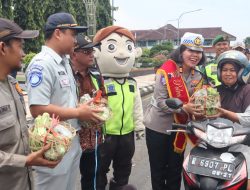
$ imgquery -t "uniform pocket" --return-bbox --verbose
[0,113,17,147]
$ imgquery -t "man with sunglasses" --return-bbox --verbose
[70,33,104,190]
[26,13,103,190]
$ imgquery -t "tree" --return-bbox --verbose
[149,41,173,57]
[13,0,39,52]
[44,0,75,20]
[2,0,14,19]
[96,0,112,30]
[11,0,112,52]
[141,48,151,58]
[71,0,87,26]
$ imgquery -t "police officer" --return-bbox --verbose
[144,32,206,190]
[70,34,104,190]
[26,13,103,190]
[0,18,59,190]
[203,35,230,86]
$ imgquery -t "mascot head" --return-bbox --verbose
[93,26,142,77]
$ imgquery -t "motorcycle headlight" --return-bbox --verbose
[206,125,233,148]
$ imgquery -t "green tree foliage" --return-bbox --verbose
[10,0,111,53]
[141,48,151,58]
[71,0,87,26]
[13,0,40,52]
[149,41,173,57]
[137,44,172,68]
[44,0,75,20]
[2,0,14,19]
[96,0,112,30]
[22,52,36,71]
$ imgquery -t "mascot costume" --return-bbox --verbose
[93,26,144,190]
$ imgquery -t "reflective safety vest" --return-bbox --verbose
[89,70,102,90]
[103,77,136,135]
[205,62,221,86]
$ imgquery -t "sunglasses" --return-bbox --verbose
[75,48,95,55]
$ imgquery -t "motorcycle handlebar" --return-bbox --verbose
[172,123,187,130]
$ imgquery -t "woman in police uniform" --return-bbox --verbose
[144,32,207,190]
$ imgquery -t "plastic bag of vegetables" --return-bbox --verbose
[193,87,221,116]
[79,90,112,128]
[29,113,76,161]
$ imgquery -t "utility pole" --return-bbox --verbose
[83,0,98,37]
[111,0,114,23]
[177,9,202,45]
[111,0,118,24]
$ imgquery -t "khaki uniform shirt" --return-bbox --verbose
[0,76,33,190]
[144,69,203,134]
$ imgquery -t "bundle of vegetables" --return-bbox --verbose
[193,87,221,116]
[79,90,112,128]
[29,113,76,161]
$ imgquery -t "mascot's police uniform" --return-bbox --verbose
[93,26,144,190]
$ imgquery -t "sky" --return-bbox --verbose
[112,0,249,43]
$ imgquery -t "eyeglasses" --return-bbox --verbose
[75,48,95,55]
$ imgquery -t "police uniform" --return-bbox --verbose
[97,77,143,189]
[26,46,81,190]
[144,32,206,190]
[144,69,204,190]
[0,76,33,190]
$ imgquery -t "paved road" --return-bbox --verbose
[76,93,189,190]
[128,94,152,190]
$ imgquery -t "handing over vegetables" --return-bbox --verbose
[79,90,112,127]
[29,113,76,161]
[193,87,221,116]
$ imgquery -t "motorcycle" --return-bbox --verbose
[166,98,250,190]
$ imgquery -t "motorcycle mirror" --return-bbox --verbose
[165,98,183,109]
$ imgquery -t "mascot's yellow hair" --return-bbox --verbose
[93,25,135,43]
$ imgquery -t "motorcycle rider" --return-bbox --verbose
[210,50,250,189]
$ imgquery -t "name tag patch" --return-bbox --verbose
[59,78,70,87]
[0,105,11,115]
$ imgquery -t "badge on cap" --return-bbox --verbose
[28,64,43,87]
[181,32,204,51]
[194,37,202,46]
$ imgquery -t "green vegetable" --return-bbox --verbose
[33,113,51,136]
[44,149,58,161]
[56,144,66,157]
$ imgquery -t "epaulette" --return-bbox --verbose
[7,75,24,96]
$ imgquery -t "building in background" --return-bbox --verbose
[132,24,236,57]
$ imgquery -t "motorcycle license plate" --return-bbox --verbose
[187,155,235,180]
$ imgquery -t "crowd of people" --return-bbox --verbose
[0,11,250,190]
